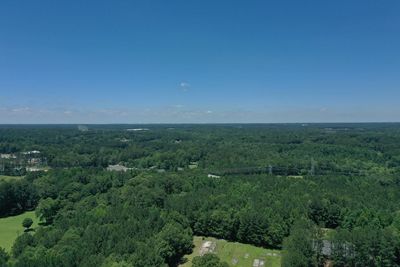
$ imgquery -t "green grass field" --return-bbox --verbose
[0,211,38,252]
[181,236,281,267]
[0,175,24,182]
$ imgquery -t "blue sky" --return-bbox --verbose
[1,0,399,123]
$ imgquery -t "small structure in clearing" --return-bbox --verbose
[199,241,216,256]
[188,162,198,169]
[253,259,265,267]
[265,252,279,256]
[208,174,221,179]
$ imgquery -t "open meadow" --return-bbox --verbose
[0,211,38,252]
[0,175,24,182]
[181,236,281,267]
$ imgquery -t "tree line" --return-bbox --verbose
[0,124,400,266]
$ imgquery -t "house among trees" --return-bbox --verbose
[106,164,131,172]
[26,167,48,172]
[28,158,41,165]
[0,154,16,159]
[22,150,41,155]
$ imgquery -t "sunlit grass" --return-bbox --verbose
[181,236,281,267]
[0,211,38,252]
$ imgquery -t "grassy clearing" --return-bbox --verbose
[0,175,24,182]
[0,211,38,252]
[287,175,304,179]
[321,228,335,239]
[181,236,281,267]
[188,164,198,169]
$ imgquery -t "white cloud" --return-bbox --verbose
[179,81,191,91]
[11,107,32,113]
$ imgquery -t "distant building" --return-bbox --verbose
[189,162,199,169]
[22,150,41,155]
[106,164,131,172]
[78,125,89,131]
[28,158,41,165]
[126,128,149,132]
[208,174,221,178]
[26,167,48,172]
[0,154,17,159]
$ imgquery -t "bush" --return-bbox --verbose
[22,218,33,231]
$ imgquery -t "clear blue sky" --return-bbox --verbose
[1,0,399,123]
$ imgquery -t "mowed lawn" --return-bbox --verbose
[181,236,281,267]
[0,175,24,182]
[0,211,39,252]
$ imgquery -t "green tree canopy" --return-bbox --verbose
[192,254,229,267]
[22,217,33,231]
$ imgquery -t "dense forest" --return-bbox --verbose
[1,124,400,266]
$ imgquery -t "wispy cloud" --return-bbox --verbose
[179,81,191,92]
[1,105,400,124]
[172,104,184,108]
[11,107,32,114]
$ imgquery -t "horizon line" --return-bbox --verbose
[1,122,400,125]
